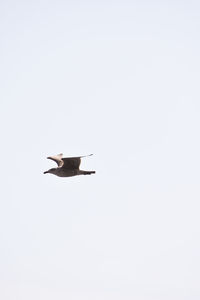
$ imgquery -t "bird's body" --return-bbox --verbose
[43,154,95,178]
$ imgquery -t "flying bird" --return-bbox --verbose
[43,153,95,177]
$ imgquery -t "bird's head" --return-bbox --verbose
[43,168,57,175]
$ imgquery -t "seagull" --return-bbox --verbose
[43,153,95,177]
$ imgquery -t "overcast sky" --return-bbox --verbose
[1,1,200,299]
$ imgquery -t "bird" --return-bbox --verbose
[43,153,95,177]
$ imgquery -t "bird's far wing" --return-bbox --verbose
[62,154,93,170]
[61,157,81,170]
[47,153,64,167]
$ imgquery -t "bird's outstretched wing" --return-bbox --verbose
[61,157,81,169]
[47,153,64,167]
[62,154,93,170]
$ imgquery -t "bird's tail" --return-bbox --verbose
[80,170,96,175]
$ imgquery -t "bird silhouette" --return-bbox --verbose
[44,153,95,177]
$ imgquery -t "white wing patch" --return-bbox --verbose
[47,153,64,167]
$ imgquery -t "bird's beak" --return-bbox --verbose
[43,171,48,174]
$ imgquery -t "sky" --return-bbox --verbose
[0,0,200,299]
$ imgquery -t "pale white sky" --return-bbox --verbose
[0,1,200,299]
